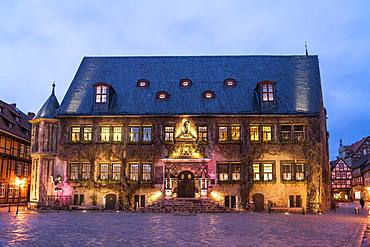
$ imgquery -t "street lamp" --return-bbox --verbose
[15,177,26,216]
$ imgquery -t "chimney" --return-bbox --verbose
[27,112,35,119]
[10,103,16,108]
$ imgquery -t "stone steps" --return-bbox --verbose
[139,198,235,213]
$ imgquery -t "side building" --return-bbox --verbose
[0,101,33,206]
[29,55,330,212]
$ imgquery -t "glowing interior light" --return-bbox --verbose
[205,93,212,98]
[82,210,87,213]
[159,94,166,99]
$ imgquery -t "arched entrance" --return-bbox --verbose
[105,194,117,210]
[252,193,265,212]
[178,171,195,198]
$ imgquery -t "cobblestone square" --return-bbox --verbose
[0,207,367,247]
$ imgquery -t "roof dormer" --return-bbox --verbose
[93,82,114,113]
[256,81,276,112]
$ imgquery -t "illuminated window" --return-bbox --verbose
[71,127,80,143]
[113,126,122,142]
[231,164,241,181]
[24,165,29,177]
[8,187,13,198]
[218,126,228,142]
[156,91,169,100]
[164,126,174,142]
[69,163,79,180]
[96,85,108,103]
[142,126,152,142]
[16,163,22,176]
[14,187,19,198]
[224,78,236,87]
[137,79,149,88]
[81,163,90,180]
[112,163,121,181]
[203,90,215,99]
[263,163,273,181]
[280,125,292,142]
[100,126,110,142]
[293,125,305,142]
[281,162,292,181]
[198,126,208,142]
[250,125,259,141]
[180,79,192,87]
[253,163,260,181]
[218,164,229,181]
[100,164,109,180]
[142,164,152,181]
[231,125,241,141]
[130,163,139,181]
[262,125,272,142]
[83,126,92,142]
[295,163,305,181]
[0,184,5,197]
[261,82,274,102]
[130,126,140,143]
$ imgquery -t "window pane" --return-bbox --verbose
[142,164,152,181]
[250,126,259,141]
[113,126,122,142]
[231,164,241,181]
[253,163,260,181]
[130,127,140,142]
[83,127,92,142]
[218,126,228,142]
[198,126,208,142]
[71,127,80,143]
[82,163,90,180]
[263,163,273,181]
[96,94,101,103]
[282,163,292,180]
[130,164,139,181]
[70,163,79,180]
[101,86,107,94]
[295,163,305,180]
[262,126,272,142]
[231,126,241,141]
[101,127,110,142]
[96,86,102,94]
[143,127,152,142]
[293,125,305,142]
[164,126,174,141]
[100,164,109,180]
[218,164,229,181]
[101,95,107,103]
[112,164,121,181]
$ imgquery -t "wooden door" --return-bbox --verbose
[178,171,195,198]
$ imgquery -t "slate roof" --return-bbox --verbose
[0,100,32,141]
[35,87,60,119]
[57,55,324,116]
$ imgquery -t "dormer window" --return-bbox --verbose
[202,90,215,99]
[261,82,274,102]
[15,116,20,122]
[156,91,169,100]
[180,79,192,88]
[96,85,108,103]
[137,79,149,88]
[224,78,236,87]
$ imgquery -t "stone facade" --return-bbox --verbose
[29,55,330,212]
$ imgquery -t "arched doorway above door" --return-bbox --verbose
[177,171,195,198]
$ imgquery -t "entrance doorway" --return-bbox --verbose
[105,194,117,210]
[177,171,195,198]
[252,193,265,212]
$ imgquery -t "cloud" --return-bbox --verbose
[0,0,369,158]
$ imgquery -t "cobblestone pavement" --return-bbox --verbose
[0,207,367,247]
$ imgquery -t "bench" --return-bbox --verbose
[270,207,304,214]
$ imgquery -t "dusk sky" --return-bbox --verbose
[1,1,369,159]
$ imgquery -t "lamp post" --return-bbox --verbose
[15,177,26,216]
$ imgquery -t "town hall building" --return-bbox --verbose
[29,55,330,213]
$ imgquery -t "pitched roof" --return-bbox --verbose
[57,55,324,116]
[35,85,60,119]
[0,100,32,141]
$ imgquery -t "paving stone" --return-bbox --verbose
[0,207,367,247]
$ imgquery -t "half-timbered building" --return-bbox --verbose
[330,158,352,201]
[29,55,330,212]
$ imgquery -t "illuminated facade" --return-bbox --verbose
[0,100,32,206]
[330,158,352,201]
[29,55,330,212]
